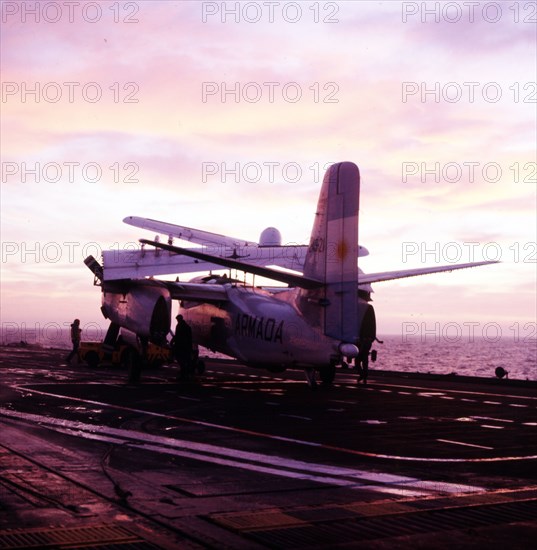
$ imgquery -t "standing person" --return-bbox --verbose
[356,335,373,384]
[65,319,81,364]
[172,314,193,380]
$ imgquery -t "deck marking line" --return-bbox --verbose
[5,389,537,463]
[470,416,514,423]
[280,414,311,421]
[374,382,537,401]
[437,439,494,450]
[0,408,482,497]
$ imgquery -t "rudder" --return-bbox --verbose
[301,162,360,343]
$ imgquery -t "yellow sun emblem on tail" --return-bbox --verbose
[336,241,348,260]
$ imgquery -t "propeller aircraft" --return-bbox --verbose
[84,162,496,386]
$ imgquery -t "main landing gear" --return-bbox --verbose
[304,368,317,388]
[319,363,336,385]
[304,362,337,389]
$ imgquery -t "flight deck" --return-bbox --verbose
[0,346,536,548]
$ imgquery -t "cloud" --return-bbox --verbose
[1,0,534,327]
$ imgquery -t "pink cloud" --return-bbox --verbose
[1,0,534,331]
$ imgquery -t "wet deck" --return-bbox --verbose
[1,346,536,548]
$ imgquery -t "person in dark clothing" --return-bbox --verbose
[65,319,81,364]
[357,336,373,384]
[172,314,193,379]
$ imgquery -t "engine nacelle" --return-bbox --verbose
[101,283,171,344]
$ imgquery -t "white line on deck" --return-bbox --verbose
[470,416,514,423]
[0,408,483,497]
[5,389,537,463]
[437,439,494,450]
[375,382,537,401]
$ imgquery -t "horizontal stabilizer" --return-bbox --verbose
[359,260,499,285]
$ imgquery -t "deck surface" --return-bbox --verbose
[0,346,536,548]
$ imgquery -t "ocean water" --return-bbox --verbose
[1,326,535,381]
[372,335,536,382]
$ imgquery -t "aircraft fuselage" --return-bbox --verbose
[181,285,346,371]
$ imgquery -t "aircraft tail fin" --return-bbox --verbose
[301,162,360,342]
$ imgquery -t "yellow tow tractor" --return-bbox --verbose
[78,338,172,369]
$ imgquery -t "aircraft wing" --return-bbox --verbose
[163,281,229,302]
[101,246,307,281]
[101,249,242,281]
[124,215,368,258]
[358,260,499,285]
[102,278,229,303]
[139,239,323,289]
[124,216,259,248]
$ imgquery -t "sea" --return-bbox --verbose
[1,325,535,382]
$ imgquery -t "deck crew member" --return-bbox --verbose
[172,314,193,379]
[65,319,81,364]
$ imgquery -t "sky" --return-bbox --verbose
[1,0,536,343]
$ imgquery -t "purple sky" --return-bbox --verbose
[1,1,536,341]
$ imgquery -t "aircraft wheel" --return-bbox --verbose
[84,351,99,368]
[304,368,317,389]
[122,348,141,383]
[319,364,336,385]
[196,359,206,375]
